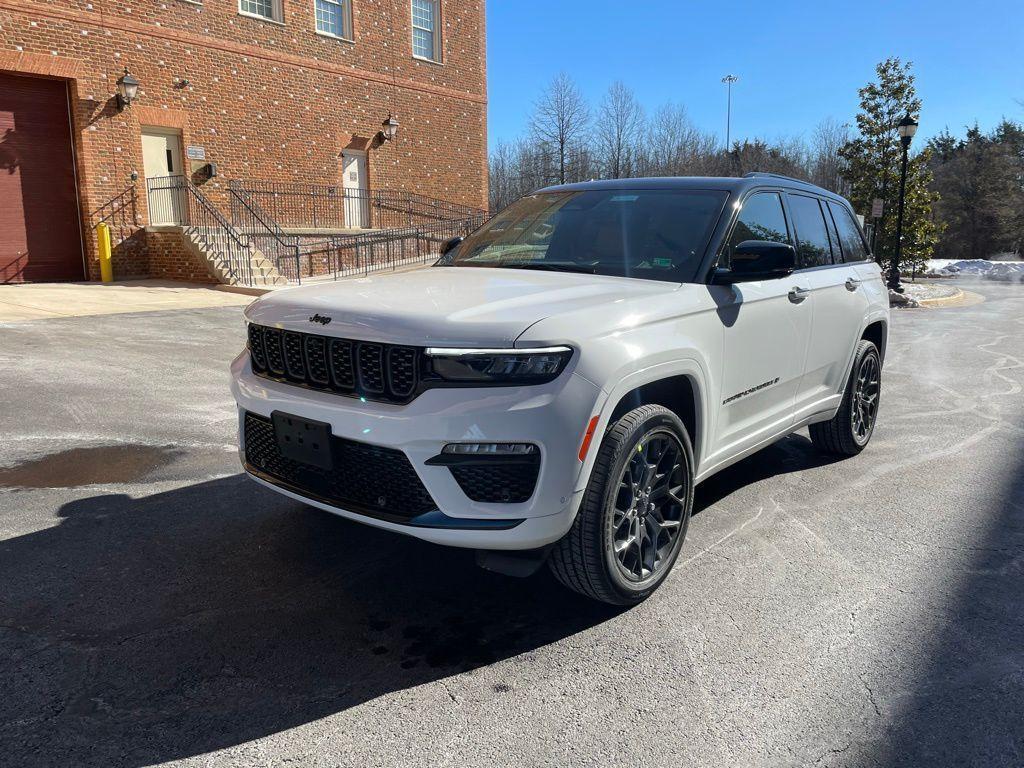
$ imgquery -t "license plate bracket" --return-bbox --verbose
[272,411,333,470]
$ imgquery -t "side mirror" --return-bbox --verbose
[440,236,464,256]
[712,240,796,284]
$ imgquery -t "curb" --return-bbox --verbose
[917,288,963,307]
[212,284,276,297]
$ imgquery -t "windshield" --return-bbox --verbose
[441,189,728,283]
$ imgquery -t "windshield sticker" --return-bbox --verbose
[653,258,673,268]
[609,195,639,202]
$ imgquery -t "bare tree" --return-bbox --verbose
[594,81,645,179]
[642,102,718,176]
[808,117,851,194]
[529,73,590,185]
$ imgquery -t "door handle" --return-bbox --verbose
[845,277,862,291]
[788,286,810,304]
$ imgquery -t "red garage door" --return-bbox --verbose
[0,72,83,282]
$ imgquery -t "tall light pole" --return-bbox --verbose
[721,74,739,150]
[889,114,919,292]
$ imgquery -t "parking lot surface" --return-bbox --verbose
[1,282,1022,767]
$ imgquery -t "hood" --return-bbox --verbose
[245,267,677,346]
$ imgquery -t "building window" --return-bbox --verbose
[239,0,282,22]
[411,0,440,61]
[315,0,351,38]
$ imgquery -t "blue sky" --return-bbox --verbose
[486,0,1024,150]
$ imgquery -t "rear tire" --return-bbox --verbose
[809,339,881,456]
[549,405,694,605]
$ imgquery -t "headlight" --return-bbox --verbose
[425,346,573,385]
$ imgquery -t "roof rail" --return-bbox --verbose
[742,172,812,184]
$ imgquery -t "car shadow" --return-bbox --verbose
[0,474,621,767]
[1,432,840,767]
[693,431,843,514]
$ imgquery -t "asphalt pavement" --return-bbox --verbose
[1,280,1022,767]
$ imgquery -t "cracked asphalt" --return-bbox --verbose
[1,280,1022,767]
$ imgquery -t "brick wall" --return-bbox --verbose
[146,228,219,283]
[0,0,487,282]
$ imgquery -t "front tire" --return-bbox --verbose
[549,405,695,605]
[809,339,881,456]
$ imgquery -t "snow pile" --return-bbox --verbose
[925,259,1024,281]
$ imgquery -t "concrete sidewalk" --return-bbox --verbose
[0,280,252,321]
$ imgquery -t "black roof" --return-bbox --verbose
[538,173,846,202]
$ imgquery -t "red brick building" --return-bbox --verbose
[0,0,487,282]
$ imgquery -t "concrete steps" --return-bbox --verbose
[183,228,289,287]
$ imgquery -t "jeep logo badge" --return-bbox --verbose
[309,313,332,326]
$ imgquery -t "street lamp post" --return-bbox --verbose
[889,114,919,292]
[721,74,738,149]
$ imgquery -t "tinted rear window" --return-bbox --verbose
[827,201,870,262]
[788,194,834,268]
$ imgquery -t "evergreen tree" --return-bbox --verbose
[928,121,1024,259]
[840,58,941,274]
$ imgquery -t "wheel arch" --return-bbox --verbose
[577,360,709,493]
[861,319,888,363]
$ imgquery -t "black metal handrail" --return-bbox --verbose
[229,179,486,230]
[293,214,487,281]
[146,175,260,286]
[228,181,302,282]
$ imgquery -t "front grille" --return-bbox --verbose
[248,324,421,404]
[450,458,541,504]
[243,412,437,521]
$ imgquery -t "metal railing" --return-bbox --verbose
[228,180,487,230]
[146,175,265,286]
[146,175,189,227]
[292,214,487,282]
[93,185,138,235]
[145,176,488,286]
[228,181,301,280]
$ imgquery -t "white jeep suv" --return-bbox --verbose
[230,174,889,605]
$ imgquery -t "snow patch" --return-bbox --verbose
[925,259,1024,281]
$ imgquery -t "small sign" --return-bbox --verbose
[186,145,206,161]
[871,198,884,218]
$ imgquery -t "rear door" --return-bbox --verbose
[788,194,871,419]
[710,190,814,464]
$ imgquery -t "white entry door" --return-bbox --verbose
[142,128,186,225]
[342,150,369,228]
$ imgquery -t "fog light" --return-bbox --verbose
[442,443,537,456]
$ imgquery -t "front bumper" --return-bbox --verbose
[230,352,605,549]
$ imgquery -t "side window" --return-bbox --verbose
[788,194,834,269]
[722,192,790,268]
[827,201,870,262]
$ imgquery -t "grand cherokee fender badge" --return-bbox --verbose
[723,377,780,406]
[309,313,332,326]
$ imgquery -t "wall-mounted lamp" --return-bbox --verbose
[115,68,140,111]
[379,113,400,143]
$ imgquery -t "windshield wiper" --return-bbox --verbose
[500,262,597,274]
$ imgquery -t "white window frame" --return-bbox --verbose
[314,0,352,40]
[411,0,441,63]
[238,0,284,24]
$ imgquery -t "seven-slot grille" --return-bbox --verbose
[248,324,421,403]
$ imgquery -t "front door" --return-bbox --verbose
[342,150,369,228]
[709,191,814,465]
[142,128,186,225]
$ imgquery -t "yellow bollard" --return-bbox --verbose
[97,222,113,283]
